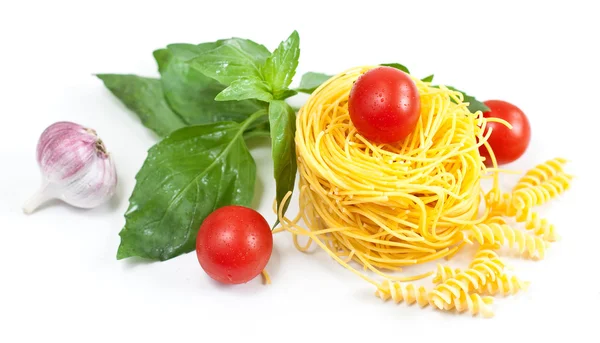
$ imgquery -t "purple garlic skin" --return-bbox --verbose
[24,121,117,213]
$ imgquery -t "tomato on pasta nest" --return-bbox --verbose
[348,66,421,144]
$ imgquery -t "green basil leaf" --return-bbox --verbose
[163,42,219,61]
[189,44,263,86]
[268,100,297,223]
[380,63,410,74]
[117,112,264,261]
[262,30,300,93]
[421,74,434,82]
[243,123,271,141]
[96,74,185,137]
[215,38,271,63]
[154,46,265,125]
[296,72,333,94]
[215,76,273,102]
[446,86,490,113]
[274,89,298,100]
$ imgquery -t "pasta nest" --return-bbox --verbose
[292,66,492,274]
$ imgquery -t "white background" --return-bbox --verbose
[1,0,599,342]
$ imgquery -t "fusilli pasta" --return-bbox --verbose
[432,264,460,284]
[524,211,558,242]
[512,157,568,192]
[512,173,573,209]
[430,290,495,318]
[478,274,529,296]
[375,280,431,307]
[464,223,548,259]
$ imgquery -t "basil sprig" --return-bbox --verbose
[99,31,301,261]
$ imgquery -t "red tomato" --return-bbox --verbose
[479,100,531,166]
[348,66,421,144]
[196,205,273,284]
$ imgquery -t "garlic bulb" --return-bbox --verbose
[23,121,118,214]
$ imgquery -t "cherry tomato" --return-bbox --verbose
[479,100,531,166]
[348,66,421,144]
[196,205,273,284]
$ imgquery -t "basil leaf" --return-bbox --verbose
[117,112,264,261]
[189,44,263,86]
[263,30,300,93]
[268,100,297,222]
[421,74,434,82]
[215,76,273,102]
[274,89,298,100]
[168,39,269,65]
[380,63,410,74]
[243,123,271,141]
[446,86,490,113]
[215,38,271,63]
[163,42,219,61]
[96,74,185,137]
[154,46,265,125]
[296,72,332,94]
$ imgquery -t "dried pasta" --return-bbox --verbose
[431,259,504,301]
[486,170,572,242]
[488,195,558,242]
[470,248,504,264]
[375,280,430,307]
[512,157,568,192]
[432,264,461,284]
[275,66,572,317]
[451,293,495,318]
[464,223,549,259]
[512,173,573,209]
[431,289,495,318]
[524,211,558,242]
[479,274,529,296]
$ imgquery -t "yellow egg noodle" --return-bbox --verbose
[274,66,573,317]
[261,269,272,285]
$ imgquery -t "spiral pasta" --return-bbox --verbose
[431,259,504,302]
[479,274,529,296]
[430,249,504,305]
[512,173,573,209]
[275,65,572,318]
[432,264,461,284]
[486,172,571,242]
[470,248,504,266]
[431,291,495,318]
[512,157,568,192]
[454,293,495,317]
[490,197,557,242]
[524,211,558,242]
[375,280,431,307]
[464,223,548,259]
[430,250,526,297]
